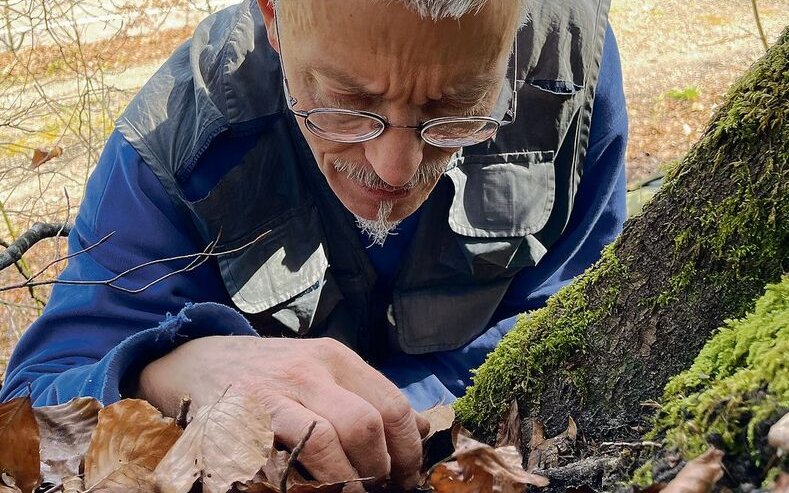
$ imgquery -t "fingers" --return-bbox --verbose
[317,340,424,487]
[266,396,363,487]
[415,412,431,438]
[297,379,392,481]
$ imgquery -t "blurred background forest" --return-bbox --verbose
[0,0,787,375]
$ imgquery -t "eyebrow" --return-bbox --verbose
[306,63,502,106]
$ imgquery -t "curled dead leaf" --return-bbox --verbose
[428,427,549,492]
[0,472,22,493]
[527,417,577,471]
[661,448,724,493]
[420,405,455,442]
[34,397,103,484]
[31,146,63,168]
[83,399,182,492]
[768,412,789,455]
[495,400,521,449]
[0,396,41,493]
[154,391,274,493]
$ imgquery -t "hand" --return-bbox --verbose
[137,336,430,489]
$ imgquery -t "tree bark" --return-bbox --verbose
[455,26,788,487]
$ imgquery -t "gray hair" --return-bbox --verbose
[271,0,528,27]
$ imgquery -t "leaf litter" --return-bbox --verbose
[0,395,770,492]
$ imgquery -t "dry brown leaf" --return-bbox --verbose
[429,461,491,493]
[661,448,724,493]
[0,396,41,493]
[527,417,577,471]
[83,399,182,492]
[154,391,274,493]
[428,427,549,492]
[768,412,789,455]
[420,405,455,441]
[0,472,23,493]
[34,397,103,484]
[31,146,63,168]
[495,401,521,449]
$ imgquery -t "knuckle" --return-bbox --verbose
[380,390,413,427]
[280,363,314,388]
[315,337,352,359]
[348,408,385,443]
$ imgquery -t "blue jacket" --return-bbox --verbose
[1,26,627,412]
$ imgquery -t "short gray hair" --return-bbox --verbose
[271,0,528,27]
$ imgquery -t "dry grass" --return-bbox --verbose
[1,0,787,377]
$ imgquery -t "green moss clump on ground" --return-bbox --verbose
[454,246,627,434]
[647,276,789,462]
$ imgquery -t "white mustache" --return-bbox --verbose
[333,158,447,191]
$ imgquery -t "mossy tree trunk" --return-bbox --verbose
[454,27,789,484]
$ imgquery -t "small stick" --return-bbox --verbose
[281,421,317,493]
[176,394,192,429]
[600,440,663,449]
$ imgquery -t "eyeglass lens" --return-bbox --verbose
[304,111,499,147]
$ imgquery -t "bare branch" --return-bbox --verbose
[0,229,269,294]
[0,222,72,271]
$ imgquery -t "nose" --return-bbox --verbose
[363,126,424,188]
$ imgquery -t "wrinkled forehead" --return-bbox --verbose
[276,0,519,81]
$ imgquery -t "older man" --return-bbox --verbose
[1,0,627,488]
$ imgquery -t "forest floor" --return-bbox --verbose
[0,0,787,374]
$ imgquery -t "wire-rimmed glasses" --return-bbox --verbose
[275,15,518,149]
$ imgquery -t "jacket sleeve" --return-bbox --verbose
[381,24,629,411]
[0,131,258,406]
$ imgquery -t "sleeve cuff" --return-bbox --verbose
[100,302,259,404]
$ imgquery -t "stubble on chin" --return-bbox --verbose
[332,156,448,246]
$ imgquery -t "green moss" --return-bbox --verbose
[630,461,655,487]
[647,276,789,462]
[666,86,701,102]
[762,467,782,489]
[454,245,628,434]
[650,29,789,316]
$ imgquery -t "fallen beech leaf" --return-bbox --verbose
[495,400,521,449]
[236,480,348,493]
[661,448,724,493]
[0,396,41,493]
[31,146,63,168]
[34,397,103,484]
[0,472,22,493]
[428,427,549,492]
[527,417,577,471]
[420,405,455,441]
[154,392,274,493]
[768,412,789,455]
[84,399,182,492]
[429,461,490,493]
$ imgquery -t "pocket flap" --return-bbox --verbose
[446,150,556,238]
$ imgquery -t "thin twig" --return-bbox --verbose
[0,238,47,307]
[281,421,317,493]
[176,394,191,429]
[0,222,73,271]
[0,229,270,294]
[751,0,769,51]
[54,187,71,261]
[599,440,663,449]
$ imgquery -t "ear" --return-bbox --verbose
[257,0,280,53]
